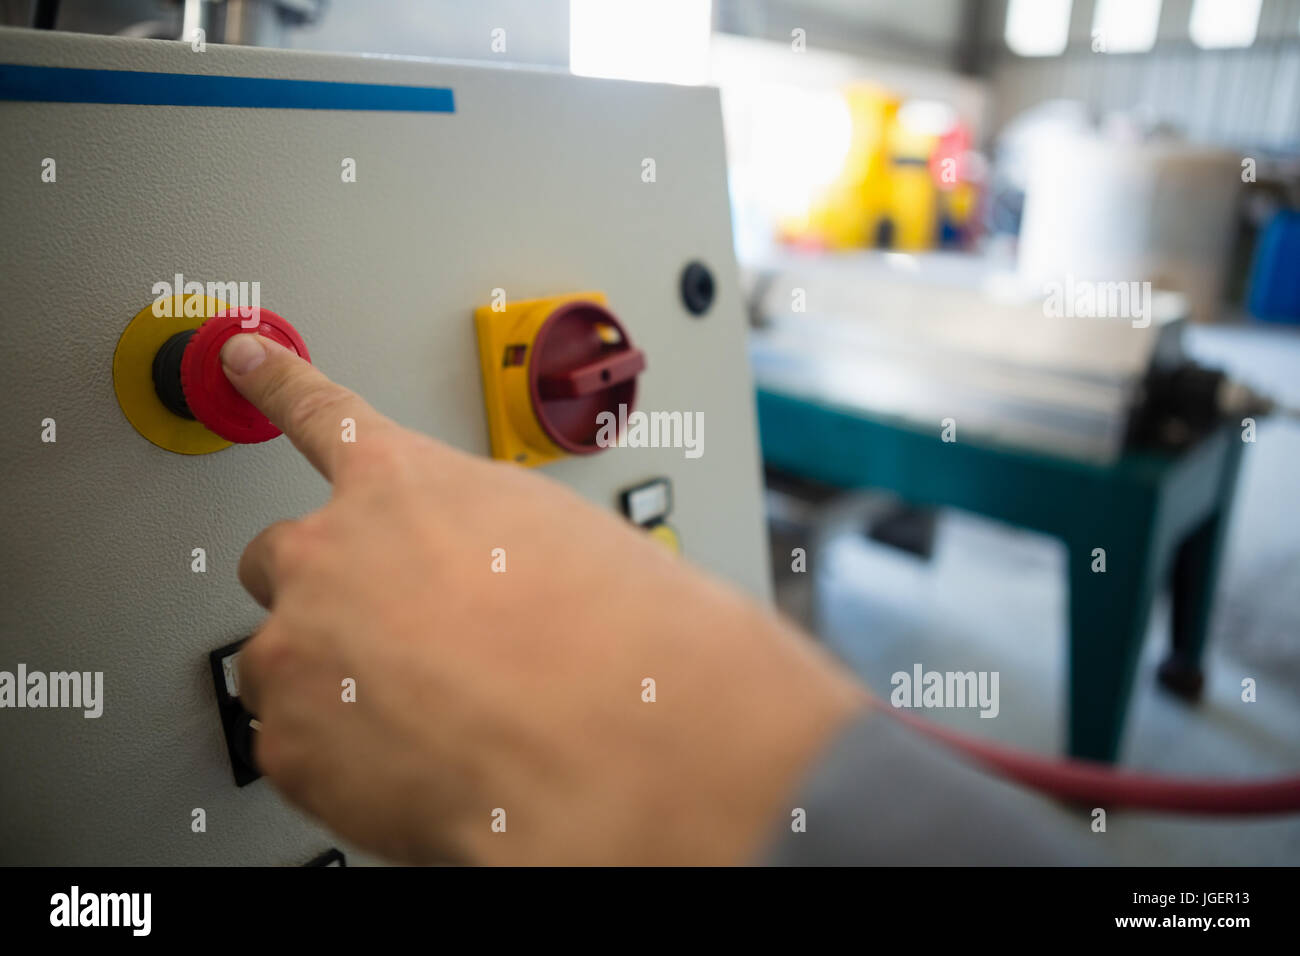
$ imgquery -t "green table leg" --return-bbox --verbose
[1066,511,1162,763]
[1161,433,1244,699]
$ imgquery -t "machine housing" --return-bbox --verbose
[0,28,770,865]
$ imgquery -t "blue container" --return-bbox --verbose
[1249,210,1300,323]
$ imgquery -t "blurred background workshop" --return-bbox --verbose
[5,0,1299,866]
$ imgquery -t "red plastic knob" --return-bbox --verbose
[181,308,311,444]
[528,301,645,454]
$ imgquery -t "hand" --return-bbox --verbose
[223,332,869,865]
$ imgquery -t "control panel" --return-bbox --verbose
[0,29,769,865]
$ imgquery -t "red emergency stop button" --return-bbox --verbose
[181,308,311,444]
[528,301,645,454]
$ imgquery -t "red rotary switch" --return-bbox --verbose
[181,308,311,444]
[529,301,645,454]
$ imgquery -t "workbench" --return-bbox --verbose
[757,388,1246,763]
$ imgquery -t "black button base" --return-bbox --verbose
[152,329,196,419]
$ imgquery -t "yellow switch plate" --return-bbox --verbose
[473,291,608,468]
[113,295,236,456]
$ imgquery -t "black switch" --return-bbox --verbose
[208,638,261,787]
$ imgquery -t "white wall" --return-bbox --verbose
[715,0,968,68]
[985,0,1300,149]
[283,0,569,67]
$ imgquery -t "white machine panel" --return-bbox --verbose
[0,29,770,865]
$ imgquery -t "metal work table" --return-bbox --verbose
[757,387,1246,763]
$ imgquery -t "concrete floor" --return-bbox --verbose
[770,320,1300,865]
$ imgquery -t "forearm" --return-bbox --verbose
[452,598,870,866]
[758,711,1099,865]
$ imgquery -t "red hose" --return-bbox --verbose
[874,700,1300,815]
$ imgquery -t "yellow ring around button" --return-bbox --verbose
[113,295,234,455]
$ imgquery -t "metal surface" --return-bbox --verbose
[0,28,770,864]
[747,254,1190,463]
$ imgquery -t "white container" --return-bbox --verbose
[1018,134,1240,324]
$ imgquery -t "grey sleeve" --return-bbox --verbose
[760,713,1103,865]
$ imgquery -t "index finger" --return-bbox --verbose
[220,332,396,483]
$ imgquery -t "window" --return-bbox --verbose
[1189,0,1262,49]
[569,0,712,85]
[1092,0,1161,53]
[1004,0,1073,57]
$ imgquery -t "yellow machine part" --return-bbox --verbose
[884,164,938,252]
[785,85,897,249]
[782,84,945,252]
